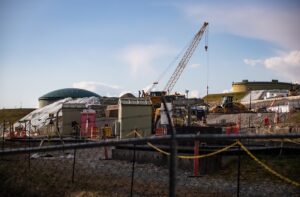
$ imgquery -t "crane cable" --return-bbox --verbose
[155,43,188,84]
[152,29,205,90]
[145,43,189,93]
[205,26,210,96]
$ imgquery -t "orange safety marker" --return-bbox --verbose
[155,127,166,136]
[193,140,200,176]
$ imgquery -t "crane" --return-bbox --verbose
[147,22,209,132]
[164,21,209,93]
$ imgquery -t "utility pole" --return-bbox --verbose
[206,85,209,96]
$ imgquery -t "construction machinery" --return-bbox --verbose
[146,21,208,101]
[145,21,209,96]
[210,96,248,113]
[164,22,209,93]
[143,22,209,132]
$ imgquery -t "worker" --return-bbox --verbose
[71,121,79,138]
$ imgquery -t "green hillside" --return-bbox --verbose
[0,108,35,124]
[287,111,300,124]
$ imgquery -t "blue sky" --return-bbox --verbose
[1,0,300,108]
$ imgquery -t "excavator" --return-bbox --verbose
[142,22,209,131]
[210,96,248,113]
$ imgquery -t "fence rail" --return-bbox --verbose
[1,133,300,156]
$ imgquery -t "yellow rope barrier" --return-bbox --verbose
[128,130,300,187]
[178,141,238,159]
[125,130,137,137]
[132,130,237,159]
[146,142,170,155]
[237,140,300,188]
[284,138,300,145]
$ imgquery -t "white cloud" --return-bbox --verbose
[189,90,200,98]
[120,43,177,76]
[243,59,263,67]
[264,51,300,82]
[72,81,123,97]
[190,63,201,68]
[181,3,300,49]
[244,50,300,82]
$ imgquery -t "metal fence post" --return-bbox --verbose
[193,140,200,176]
[237,142,241,197]
[130,131,137,197]
[1,121,5,161]
[161,96,177,197]
[28,121,31,169]
[72,147,77,183]
[72,132,80,183]
[2,120,5,151]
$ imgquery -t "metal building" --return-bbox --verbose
[118,98,152,138]
[61,103,86,135]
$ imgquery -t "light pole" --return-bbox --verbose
[185,89,189,99]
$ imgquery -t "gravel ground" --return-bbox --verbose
[87,160,299,197]
[1,147,299,197]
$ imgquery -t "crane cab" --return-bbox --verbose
[149,91,167,106]
[221,96,233,108]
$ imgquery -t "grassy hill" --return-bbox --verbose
[0,108,35,124]
[287,111,300,124]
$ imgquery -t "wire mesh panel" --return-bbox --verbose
[1,134,300,196]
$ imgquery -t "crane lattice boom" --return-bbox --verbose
[163,22,209,93]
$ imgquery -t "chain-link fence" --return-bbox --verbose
[1,133,300,197]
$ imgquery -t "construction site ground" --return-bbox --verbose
[1,112,300,196]
[0,147,299,197]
